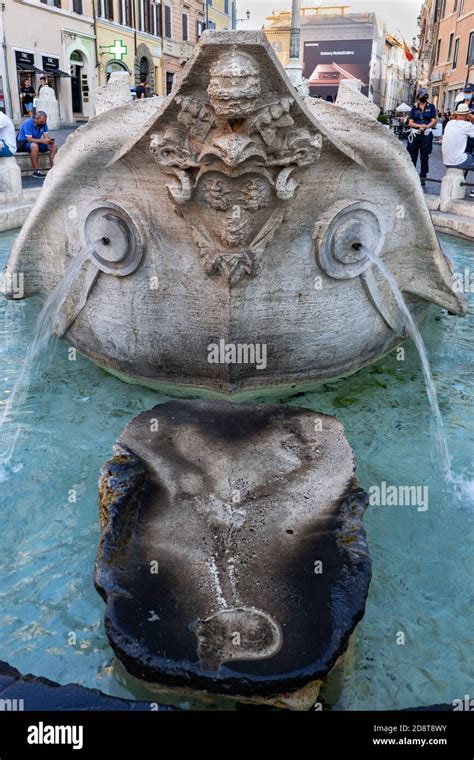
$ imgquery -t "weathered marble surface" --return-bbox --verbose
[0,157,22,205]
[4,31,466,396]
[95,400,371,707]
[94,70,133,115]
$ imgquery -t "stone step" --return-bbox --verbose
[15,152,52,173]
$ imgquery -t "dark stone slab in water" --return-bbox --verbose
[0,661,175,711]
[95,400,371,706]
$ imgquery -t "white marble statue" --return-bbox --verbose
[35,85,60,130]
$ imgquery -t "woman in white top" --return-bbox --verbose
[0,111,17,157]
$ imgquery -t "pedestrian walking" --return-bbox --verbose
[406,88,437,185]
[135,74,148,100]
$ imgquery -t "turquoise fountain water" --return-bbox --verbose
[0,241,102,472]
[0,228,472,710]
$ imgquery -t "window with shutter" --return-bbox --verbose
[145,0,152,33]
[73,0,83,12]
[182,13,188,41]
[164,5,172,39]
[154,3,162,36]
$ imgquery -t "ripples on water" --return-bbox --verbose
[0,229,472,710]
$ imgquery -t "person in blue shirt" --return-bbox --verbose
[407,88,438,186]
[17,111,58,178]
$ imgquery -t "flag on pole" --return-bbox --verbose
[397,30,415,61]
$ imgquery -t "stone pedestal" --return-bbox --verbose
[94,71,133,116]
[440,167,466,211]
[284,60,309,96]
[36,86,60,130]
[0,157,22,204]
[95,400,371,709]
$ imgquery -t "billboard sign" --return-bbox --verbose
[303,39,373,101]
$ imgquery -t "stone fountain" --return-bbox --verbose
[2,32,466,709]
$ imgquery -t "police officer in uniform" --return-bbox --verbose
[407,88,438,185]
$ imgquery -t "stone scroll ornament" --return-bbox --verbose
[314,199,402,333]
[149,50,322,282]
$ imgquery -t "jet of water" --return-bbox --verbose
[365,250,452,478]
[0,241,102,471]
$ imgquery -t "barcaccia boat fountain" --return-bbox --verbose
[2,32,466,709]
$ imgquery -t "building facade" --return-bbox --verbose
[0,0,236,123]
[159,0,205,94]
[1,0,96,124]
[420,0,474,111]
[264,5,386,106]
[94,0,163,96]
[382,33,416,112]
[206,0,235,31]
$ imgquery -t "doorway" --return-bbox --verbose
[70,51,84,114]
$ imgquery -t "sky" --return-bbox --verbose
[238,0,422,42]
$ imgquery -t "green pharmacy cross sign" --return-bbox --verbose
[102,39,128,61]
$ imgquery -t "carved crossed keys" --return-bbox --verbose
[150,50,322,281]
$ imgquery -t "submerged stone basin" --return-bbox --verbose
[95,400,371,708]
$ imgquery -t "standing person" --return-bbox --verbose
[135,74,148,100]
[16,110,58,178]
[406,88,438,185]
[37,76,48,95]
[0,111,17,157]
[20,78,36,116]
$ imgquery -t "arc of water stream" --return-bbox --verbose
[0,241,103,473]
[365,250,451,478]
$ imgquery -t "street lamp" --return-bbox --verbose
[289,0,301,62]
[285,0,304,89]
[236,10,251,24]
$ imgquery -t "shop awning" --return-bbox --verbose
[16,62,45,74]
[49,68,71,78]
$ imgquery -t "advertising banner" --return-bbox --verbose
[303,39,373,101]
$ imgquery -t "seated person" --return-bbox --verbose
[442,103,474,170]
[17,110,58,178]
[442,103,474,197]
[0,111,17,157]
